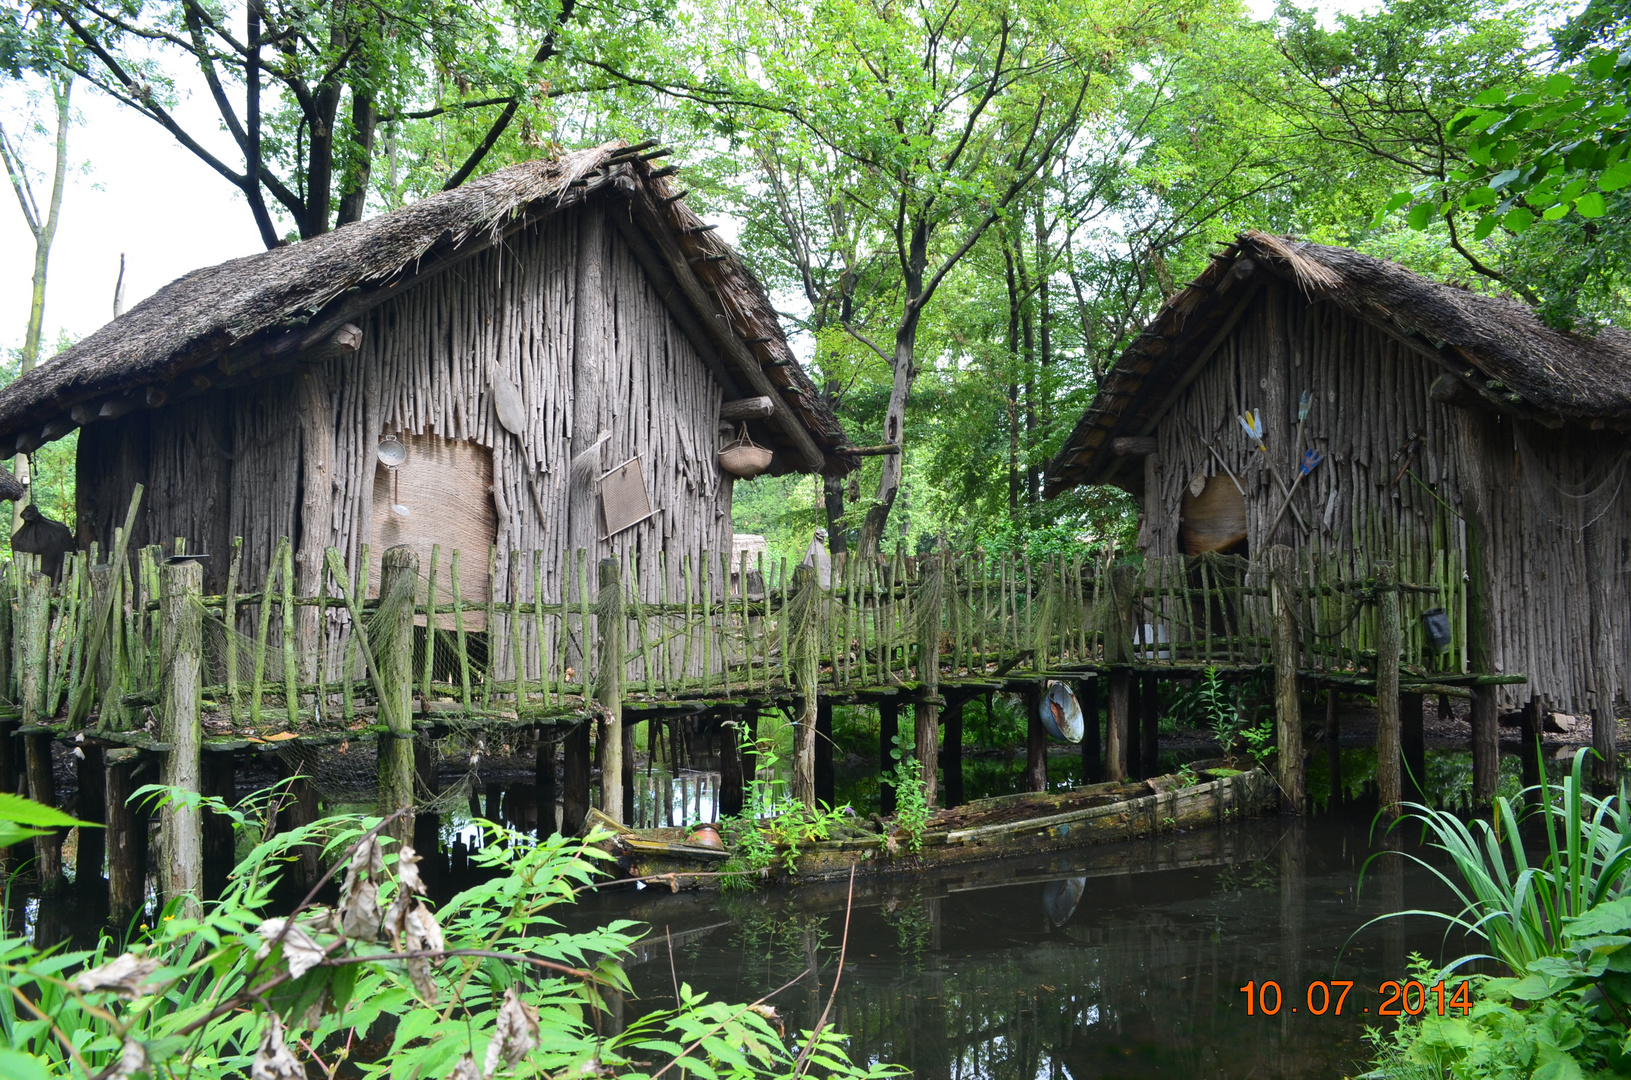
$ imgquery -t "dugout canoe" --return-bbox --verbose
[593,764,1279,891]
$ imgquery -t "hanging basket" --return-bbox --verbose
[718,425,773,478]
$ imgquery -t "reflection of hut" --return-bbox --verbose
[1045,231,1631,722]
[0,143,856,606]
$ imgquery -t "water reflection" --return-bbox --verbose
[571,804,1470,1080]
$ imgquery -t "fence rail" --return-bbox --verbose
[0,533,1472,737]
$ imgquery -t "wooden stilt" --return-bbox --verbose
[878,698,898,814]
[1079,677,1101,784]
[941,696,964,808]
[1593,704,1618,790]
[720,709,744,818]
[535,726,559,835]
[1520,696,1543,800]
[815,697,834,808]
[915,555,943,808]
[275,766,322,892]
[562,720,591,834]
[1401,692,1426,803]
[1107,672,1130,782]
[23,731,61,887]
[620,713,635,824]
[104,750,145,926]
[1025,683,1047,793]
[159,558,204,916]
[1325,690,1341,807]
[376,546,418,844]
[1375,563,1402,819]
[1268,545,1304,812]
[201,749,235,897]
[1140,673,1160,778]
[1471,686,1499,804]
[1126,675,1143,780]
[596,558,625,823]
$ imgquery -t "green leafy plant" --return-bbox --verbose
[0,790,91,849]
[720,722,857,887]
[887,729,930,855]
[1186,666,1248,764]
[1240,718,1275,769]
[1361,749,1631,1078]
[0,787,898,1080]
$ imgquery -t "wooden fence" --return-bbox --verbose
[0,534,1474,737]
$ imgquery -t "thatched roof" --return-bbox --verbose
[0,142,855,475]
[1045,231,1631,496]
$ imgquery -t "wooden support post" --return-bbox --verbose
[159,558,204,916]
[19,571,48,730]
[878,698,898,814]
[790,564,819,811]
[595,558,625,823]
[562,721,591,834]
[1107,674,1130,782]
[1025,683,1048,793]
[720,709,744,818]
[1126,676,1143,780]
[941,696,964,808]
[0,719,16,798]
[275,770,322,891]
[1375,562,1402,819]
[1471,686,1500,802]
[915,555,943,809]
[1105,563,1136,783]
[1080,678,1102,784]
[75,740,106,886]
[815,697,835,808]
[1140,673,1160,777]
[105,751,145,925]
[202,750,235,897]
[1593,704,1618,791]
[24,731,61,887]
[1268,545,1304,812]
[535,727,559,836]
[376,546,418,843]
[1521,697,1543,800]
[1325,690,1341,807]
[1401,692,1426,803]
[621,714,635,824]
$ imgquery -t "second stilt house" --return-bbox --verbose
[1045,231,1631,732]
[0,142,855,613]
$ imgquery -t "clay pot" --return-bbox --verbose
[688,825,724,849]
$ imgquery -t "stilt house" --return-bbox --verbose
[0,143,855,607]
[1044,231,1631,717]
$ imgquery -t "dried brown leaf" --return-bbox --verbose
[483,987,541,1077]
[255,918,328,980]
[73,953,161,998]
[109,1037,149,1080]
[450,1053,483,1080]
[251,1014,307,1080]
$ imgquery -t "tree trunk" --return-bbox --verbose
[858,224,927,557]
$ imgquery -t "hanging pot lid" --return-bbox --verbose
[377,434,407,467]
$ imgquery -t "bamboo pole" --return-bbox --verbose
[596,557,625,823]
[1269,545,1304,812]
[159,558,205,917]
[452,549,473,713]
[791,564,820,810]
[377,546,418,844]
[281,543,300,725]
[1375,562,1402,819]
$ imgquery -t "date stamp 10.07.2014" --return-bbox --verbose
[1238,979,1474,1018]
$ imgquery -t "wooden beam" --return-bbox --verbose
[1112,436,1158,456]
[719,395,776,420]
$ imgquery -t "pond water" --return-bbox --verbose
[8,742,1534,1079]
[572,788,1472,1080]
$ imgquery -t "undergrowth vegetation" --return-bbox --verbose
[0,785,897,1080]
[1364,750,1631,1079]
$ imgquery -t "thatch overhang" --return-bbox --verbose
[1044,231,1631,497]
[0,141,857,476]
